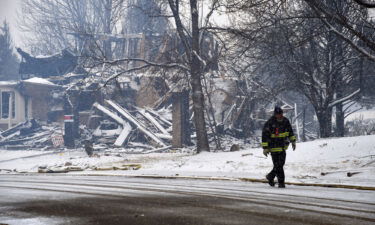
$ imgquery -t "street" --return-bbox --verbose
[0,174,374,225]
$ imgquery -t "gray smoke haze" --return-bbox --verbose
[0,0,22,46]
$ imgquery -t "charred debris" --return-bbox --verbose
[0,46,266,154]
[0,73,255,154]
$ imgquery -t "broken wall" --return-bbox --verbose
[135,76,169,108]
[19,82,63,122]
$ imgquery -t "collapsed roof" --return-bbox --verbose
[17,48,78,78]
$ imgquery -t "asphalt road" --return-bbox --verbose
[0,174,374,225]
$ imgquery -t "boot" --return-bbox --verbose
[278,182,285,188]
[266,174,275,187]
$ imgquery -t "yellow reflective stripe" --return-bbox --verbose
[270,147,284,152]
[271,132,289,138]
[289,136,296,141]
[261,142,268,147]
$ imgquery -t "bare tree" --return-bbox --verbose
[19,0,125,57]
[215,0,368,138]
[304,0,375,62]
[165,0,211,152]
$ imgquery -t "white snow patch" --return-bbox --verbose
[0,150,54,161]
[0,81,18,86]
[24,77,56,86]
[0,150,125,173]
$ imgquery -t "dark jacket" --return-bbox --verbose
[261,116,296,152]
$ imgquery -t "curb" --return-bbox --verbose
[89,174,375,191]
[238,177,375,191]
[2,173,375,191]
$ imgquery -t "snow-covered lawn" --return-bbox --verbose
[1,135,374,187]
[0,150,55,161]
[0,150,124,173]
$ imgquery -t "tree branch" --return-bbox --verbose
[305,0,375,62]
[167,0,192,59]
[103,57,189,71]
[353,0,375,8]
[320,16,375,62]
[328,88,361,108]
[102,64,150,87]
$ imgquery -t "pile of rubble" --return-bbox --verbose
[0,119,63,150]
[89,99,174,153]
[0,68,251,153]
[0,100,175,153]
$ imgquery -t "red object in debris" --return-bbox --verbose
[64,115,74,122]
[52,135,64,147]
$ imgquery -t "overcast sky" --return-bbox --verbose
[0,0,22,47]
[0,0,374,51]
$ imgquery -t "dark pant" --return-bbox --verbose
[267,151,286,184]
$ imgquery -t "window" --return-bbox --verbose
[1,91,16,119]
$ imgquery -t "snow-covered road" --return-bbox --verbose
[0,174,374,225]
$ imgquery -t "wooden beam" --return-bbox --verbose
[146,108,172,126]
[137,108,170,135]
[93,103,126,125]
[114,122,132,147]
[106,100,167,147]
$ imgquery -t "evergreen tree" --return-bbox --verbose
[0,20,19,80]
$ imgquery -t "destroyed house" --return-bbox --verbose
[0,78,62,130]
[17,48,78,80]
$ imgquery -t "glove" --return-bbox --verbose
[292,142,296,151]
[263,148,270,157]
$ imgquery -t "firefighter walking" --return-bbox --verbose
[261,106,296,188]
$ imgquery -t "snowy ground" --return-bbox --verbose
[0,135,374,187]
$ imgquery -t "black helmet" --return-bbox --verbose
[274,106,283,115]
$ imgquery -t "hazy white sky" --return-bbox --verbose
[0,0,374,49]
[0,0,22,46]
